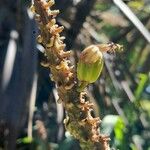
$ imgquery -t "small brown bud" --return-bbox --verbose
[80,45,103,64]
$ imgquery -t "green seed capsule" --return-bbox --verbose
[77,45,104,91]
[77,59,103,83]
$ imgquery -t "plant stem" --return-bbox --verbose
[32,0,110,149]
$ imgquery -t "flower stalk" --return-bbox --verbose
[31,0,112,149]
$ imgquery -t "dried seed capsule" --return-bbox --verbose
[77,45,104,91]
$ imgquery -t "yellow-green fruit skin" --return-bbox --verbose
[77,59,104,83]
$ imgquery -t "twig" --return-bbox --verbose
[113,0,150,43]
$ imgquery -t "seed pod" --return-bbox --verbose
[77,45,104,91]
[77,58,103,83]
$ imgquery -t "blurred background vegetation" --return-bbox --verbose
[0,0,150,150]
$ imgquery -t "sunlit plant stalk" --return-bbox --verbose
[31,0,123,149]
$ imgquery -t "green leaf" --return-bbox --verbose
[101,115,119,135]
[101,115,125,145]
[130,143,138,150]
[128,1,144,10]
[17,137,33,144]
[140,100,150,116]
[134,73,148,100]
[114,117,125,142]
